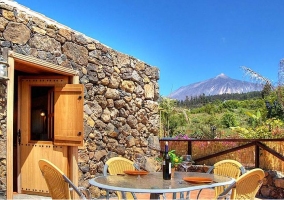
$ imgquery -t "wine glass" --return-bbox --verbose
[134,154,145,179]
[181,155,193,172]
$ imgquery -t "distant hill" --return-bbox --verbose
[168,73,263,101]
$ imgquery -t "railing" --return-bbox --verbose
[159,138,284,172]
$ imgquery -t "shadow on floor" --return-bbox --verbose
[13,194,51,199]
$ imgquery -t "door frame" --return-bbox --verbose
[6,51,80,199]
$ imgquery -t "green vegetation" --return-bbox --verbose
[168,150,183,168]
[159,93,284,139]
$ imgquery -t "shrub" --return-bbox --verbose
[221,112,239,128]
[231,118,284,138]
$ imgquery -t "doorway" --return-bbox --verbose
[8,52,83,198]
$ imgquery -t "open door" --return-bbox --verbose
[18,76,83,195]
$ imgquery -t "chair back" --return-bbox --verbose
[217,168,265,200]
[103,157,135,175]
[233,168,265,199]
[103,157,136,200]
[39,159,88,200]
[212,159,246,198]
[38,159,71,199]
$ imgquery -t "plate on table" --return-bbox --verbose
[183,177,213,183]
[123,170,149,175]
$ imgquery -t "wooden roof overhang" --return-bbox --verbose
[8,51,78,76]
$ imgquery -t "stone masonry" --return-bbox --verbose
[0,1,161,198]
[0,82,6,195]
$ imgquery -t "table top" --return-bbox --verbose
[89,171,235,194]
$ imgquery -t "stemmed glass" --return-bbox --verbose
[134,154,145,179]
[181,155,193,172]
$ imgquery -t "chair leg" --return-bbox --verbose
[196,189,203,199]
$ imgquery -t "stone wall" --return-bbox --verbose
[0,1,161,198]
[0,82,6,195]
[259,170,284,199]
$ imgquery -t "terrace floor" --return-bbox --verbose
[13,189,267,199]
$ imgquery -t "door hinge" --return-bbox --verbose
[17,129,21,145]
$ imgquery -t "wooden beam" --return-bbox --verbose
[255,142,260,168]
[257,142,284,161]
[9,51,78,76]
[69,75,79,199]
[6,55,14,199]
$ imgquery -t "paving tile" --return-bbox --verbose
[13,190,267,199]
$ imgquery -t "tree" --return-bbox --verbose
[159,97,177,137]
[262,82,272,98]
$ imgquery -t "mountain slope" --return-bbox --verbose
[168,73,263,100]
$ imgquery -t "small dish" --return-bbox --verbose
[123,170,149,175]
[183,177,213,183]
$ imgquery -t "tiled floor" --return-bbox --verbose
[13,190,214,199]
[13,189,266,199]
[13,193,51,199]
[134,189,215,199]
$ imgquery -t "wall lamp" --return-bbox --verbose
[40,110,46,117]
[0,56,9,80]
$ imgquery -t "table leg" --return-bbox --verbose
[179,191,190,200]
[106,190,109,200]
[122,192,126,200]
[180,192,184,199]
[185,191,190,199]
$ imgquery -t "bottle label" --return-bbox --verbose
[169,163,171,174]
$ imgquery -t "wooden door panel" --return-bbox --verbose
[54,84,84,146]
[18,76,72,195]
[20,145,68,194]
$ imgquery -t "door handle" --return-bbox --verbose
[17,129,21,145]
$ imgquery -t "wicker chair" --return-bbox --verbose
[217,168,265,200]
[197,159,246,199]
[103,157,136,200]
[38,159,90,200]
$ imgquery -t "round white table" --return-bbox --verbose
[89,171,235,199]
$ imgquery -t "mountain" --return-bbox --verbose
[168,73,263,101]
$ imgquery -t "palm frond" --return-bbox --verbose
[241,66,273,90]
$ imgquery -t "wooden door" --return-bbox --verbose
[18,76,83,195]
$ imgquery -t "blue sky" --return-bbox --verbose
[15,0,284,96]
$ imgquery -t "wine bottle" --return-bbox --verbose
[163,141,171,180]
